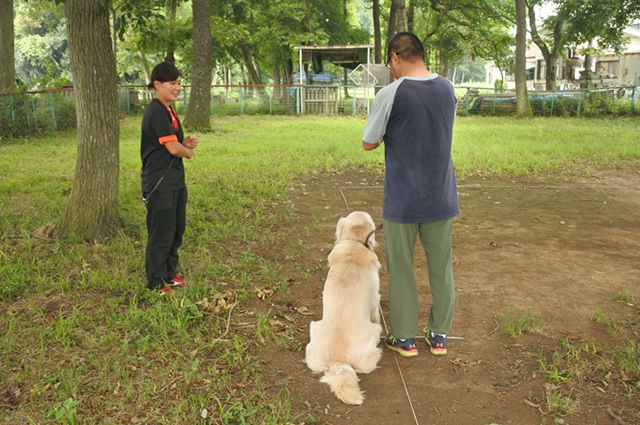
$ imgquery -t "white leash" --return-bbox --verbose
[339,187,420,425]
[379,304,421,425]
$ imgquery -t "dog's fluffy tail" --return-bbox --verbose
[320,364,363,405]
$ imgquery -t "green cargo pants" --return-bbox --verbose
[383,218,455,339]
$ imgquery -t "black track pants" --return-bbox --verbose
[144,187,187,289]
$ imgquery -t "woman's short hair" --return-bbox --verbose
[147,62,181,89]
[386,32,425,64]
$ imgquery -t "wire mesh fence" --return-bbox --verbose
[0,88,76,138]
[456,85,639,117]
[121,84,377,116]
[2,83,638,138]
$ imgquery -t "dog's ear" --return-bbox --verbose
[335,217,345,242]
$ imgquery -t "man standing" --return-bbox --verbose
[362,32,458,357]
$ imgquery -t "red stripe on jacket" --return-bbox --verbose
[159,135,178,145]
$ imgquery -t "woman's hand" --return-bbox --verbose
[184,136,199,149]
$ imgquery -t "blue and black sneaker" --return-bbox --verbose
[384,335,418,357]
[424,328,447,356]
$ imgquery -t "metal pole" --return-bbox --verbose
[465,87,470,116]
[492,88,497,115]
[126,81,131,114]
[24,99,31,131]
[48,92,58,130]
[352,88,357,116]
[299,48,304,114]
[577,90,582,116]
[211,87,215,115]
[325,86,328,114]
[367,46,371,115]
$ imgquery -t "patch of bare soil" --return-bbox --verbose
[261,167,640,425]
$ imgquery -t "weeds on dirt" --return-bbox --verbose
[522,289,640,422]
[501,310,545,337]
[595,307,640,336]
[1,116,639,423]
[609,289,636,303]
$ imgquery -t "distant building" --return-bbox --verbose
[485,23,640,90]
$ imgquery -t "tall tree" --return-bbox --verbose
[373,0,382,63]
[407,0,415,32]
[231,1,264,92]
[388,0,408,38]
[56,0,120,240]
[558,0,640,52]
[527,2,564,90]
[409,0,514,82]
[0,0,15,90]
[165,0,178,64]
[183,0,212,129]
[514,0,532,117]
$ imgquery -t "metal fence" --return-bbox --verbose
[0,88,76,137]
[2,83,639,138]
[120,83,376,116]
[457,85,639,117]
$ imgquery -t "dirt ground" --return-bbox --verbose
[260,167,640,425]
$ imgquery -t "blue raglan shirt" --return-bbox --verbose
[362,75,459,223]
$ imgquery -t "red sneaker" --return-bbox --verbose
[167,273,186,287]
[147,286,173,296]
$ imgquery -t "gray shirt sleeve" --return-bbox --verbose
[362,79,403,145]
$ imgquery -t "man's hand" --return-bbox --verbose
[362,139,382,151]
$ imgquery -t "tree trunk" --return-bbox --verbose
[528,4,563,90]
[212,63,220,86]
[111,6,117,57]
[57,0,120,240]
[165,0,178,64]
[273,64,281,98]
[232,2,263,98]
[138,51,150,84]
[0,0,15,91]
[240,44,265,98]
[373,0,382,63]
[439,61,449,78]
[183,0,211,129]
[303,0,315,44]
[514,0,532,117]
[283,57,293,85]
[388,0,408,40]
[407,0,415,33]
[225,66,231,97]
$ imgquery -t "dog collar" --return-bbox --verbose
[337,229,376,250]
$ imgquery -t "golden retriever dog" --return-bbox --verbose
[305,211,382,405]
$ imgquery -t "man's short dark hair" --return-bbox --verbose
[386,32,425,64]
[147,62,181,89]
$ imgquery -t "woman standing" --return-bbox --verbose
[141,62,198,295]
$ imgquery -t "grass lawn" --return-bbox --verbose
[0,115,639,424]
